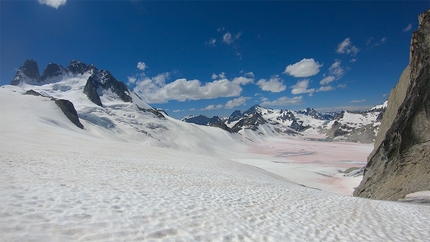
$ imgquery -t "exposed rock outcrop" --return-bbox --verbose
[41,63,66,81]
[54,99,84,129]
[83,75,103,107]
[354,9,430,200]
[24,89,42,96]
[11,59,41,85]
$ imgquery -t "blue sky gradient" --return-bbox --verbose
[1,0,429,118]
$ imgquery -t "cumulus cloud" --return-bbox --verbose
[202,104,223,110]
[173,109,183,113]
[336,38,359,56]
[320,76,335,85]
[328,61,345,79]
[284,58,322,78]
[133,73,253,103]
[316,85,335,92]
[351,99,366,103]
[211,72,227,80]
[261,96,303,106]
[291,79,315,95]
[225,96,251,109]
[137,62,147,71]
[403,23,412,32]
[257,75,287,93]
[38,0,66,9]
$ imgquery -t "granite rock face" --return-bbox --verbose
[11,59,41,85]
[354,9,430,200]
[41,63,66,81]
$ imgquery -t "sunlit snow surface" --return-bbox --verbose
[1,86,430,241]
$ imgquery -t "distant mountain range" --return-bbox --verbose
[183,103,387,143]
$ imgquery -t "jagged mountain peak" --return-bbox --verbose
[11,59,41,85]
[11,59,133,107]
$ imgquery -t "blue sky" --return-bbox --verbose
[1,1,429,119]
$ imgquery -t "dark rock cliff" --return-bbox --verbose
[54,99,84,129]
[354,9,430,200]
[11,59,41,85]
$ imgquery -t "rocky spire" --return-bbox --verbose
[10,59,41,85]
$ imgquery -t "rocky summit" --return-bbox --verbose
[10,59,133,107]
[354,9,430,200]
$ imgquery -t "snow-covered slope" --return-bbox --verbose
[8,59,249,157]
[1,84,429,241]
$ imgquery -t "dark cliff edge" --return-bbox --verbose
[354,9,430,201]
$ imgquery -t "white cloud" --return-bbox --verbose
[38,0,66,9]
[316,85,335,92]
[189,108,196,111]
[291,79,315,95]
[225,96,251,109]
[257,75,287,93]
[329,60,345,79]
[211,72,228,80]
[351,99,366,103]
[202,104,223,110]
[217,27,225,32]
[261,96,303,106]
[232,76,254,85]
[284,58,322,78]
[336,38,359,56]
[403,23,412,32]
[223,31,241,45]
[206,38,216,46]
[350,59,357,63]
[173,109,183,113]
[320,76,335,85]
[223,32,233,44]
[133,74,253,103]
[244,72,255,78]
[137,62,147,71]
[128,76,137,85]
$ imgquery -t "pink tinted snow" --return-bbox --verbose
[248,137,371,168]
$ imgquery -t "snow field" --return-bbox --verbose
[1,85,430,241]
[1,136,430,241]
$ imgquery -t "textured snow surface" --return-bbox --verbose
[2,137,430,241]
[1,86,430,241]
